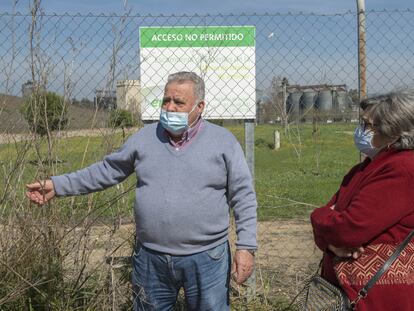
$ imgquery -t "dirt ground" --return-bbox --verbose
[254,219,321,301]
[87,219,321,299]
[88,219,320,265]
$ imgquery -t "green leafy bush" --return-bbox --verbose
[21,92,68,136]
[109,109,138,128]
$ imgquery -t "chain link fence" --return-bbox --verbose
[1,8,414,309]
[1,10,414,124]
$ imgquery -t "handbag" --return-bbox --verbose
[298,273,351,311]
[291,229,414,311]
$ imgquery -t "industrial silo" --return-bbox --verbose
[116,80,141,115]
[334,90,349,121]
[336,91,348,111]
[300,91,316,120]
[316,90,333,112]
[287,92,302,120]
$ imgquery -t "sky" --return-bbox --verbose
[1,0,414,101]
[1,0,413,15]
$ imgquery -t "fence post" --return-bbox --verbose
[357,0,367,163]
[356,0,367,101]
[245,119,255,179]
[244,119,256,301]
[281,78,288,128]
[274,130,280,150]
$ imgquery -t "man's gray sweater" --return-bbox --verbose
[51,121,257,255]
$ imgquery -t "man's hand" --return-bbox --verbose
[231,249,255,285]
[26,179,56,205]
[328,244,364,259]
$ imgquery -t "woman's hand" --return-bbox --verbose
[328,244,364,259]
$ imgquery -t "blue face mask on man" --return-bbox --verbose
[354,125,379,159]
[159,103,199,135]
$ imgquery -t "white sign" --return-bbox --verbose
[139,26,256,120]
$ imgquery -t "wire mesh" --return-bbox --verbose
[1,9,414,308]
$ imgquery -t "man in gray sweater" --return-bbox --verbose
[26,71,257,311]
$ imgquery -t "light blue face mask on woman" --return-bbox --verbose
[159,103,199,135]
[354,125,379,159]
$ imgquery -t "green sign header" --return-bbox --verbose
[140,26,255,48]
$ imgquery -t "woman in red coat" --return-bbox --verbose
[311,90,414,311]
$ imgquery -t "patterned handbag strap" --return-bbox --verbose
[351,229,414,308]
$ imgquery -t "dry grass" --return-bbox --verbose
[0,197,134,310]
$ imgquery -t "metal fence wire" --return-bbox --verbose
[1,10,414,124]
[1,9,414,308]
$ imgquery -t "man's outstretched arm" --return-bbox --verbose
[26,134,137,204]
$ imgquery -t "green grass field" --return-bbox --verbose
[250,123,359,220]
[0,123,360,221]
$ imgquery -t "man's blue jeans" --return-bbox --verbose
[132,242,230,311]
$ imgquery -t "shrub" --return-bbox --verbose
[109,109,138,129]
[21,92,68,136]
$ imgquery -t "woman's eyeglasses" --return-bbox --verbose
[361,119,376,132]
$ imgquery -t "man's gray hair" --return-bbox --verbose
[166,71,205,102]
[361,89,414,150]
